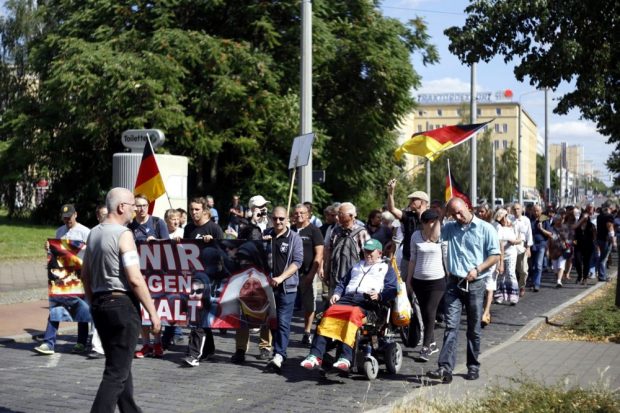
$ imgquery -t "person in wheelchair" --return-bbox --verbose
[300,239,397,372]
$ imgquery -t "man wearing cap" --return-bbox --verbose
[35,204,92,355]
[237,195,272,240]
[300,239,397,372]
[386,179,429,278]
[427,197,500,383]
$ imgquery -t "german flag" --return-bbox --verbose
[316,304,365,347]
[394,120,492,162]
[445,170,472,210]
[134,137,165,214]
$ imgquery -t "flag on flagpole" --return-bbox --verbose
[394,120,492,162]
[445,169,472,210]
[134,137,165,214]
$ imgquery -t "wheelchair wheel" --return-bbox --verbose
[384,342,403,374]
[363,356,379,380]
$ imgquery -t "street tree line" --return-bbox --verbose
[0,0,438,223]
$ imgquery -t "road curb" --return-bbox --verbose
[477,279,610,363]
[369,277,615,413]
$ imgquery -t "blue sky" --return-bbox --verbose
[380,0,614,184]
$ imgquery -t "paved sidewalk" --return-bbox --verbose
[0,261,617,412]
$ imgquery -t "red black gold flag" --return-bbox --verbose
[395,120,492,162]
[445,170,472,210]
[134,138,165,214]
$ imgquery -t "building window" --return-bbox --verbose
[477,108,481,116]
[429,124,434,130]
[496,108,502,115]
[495,124,501,133]
[417,125,423,132]
[418,110,424,116]
[503,123,508,133]
[503,140,508,149]
[494,140,500,149]
[437,109,443,116]
[457,109,462,116]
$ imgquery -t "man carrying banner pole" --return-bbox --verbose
[82,187,161,412]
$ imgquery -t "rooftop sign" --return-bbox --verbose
[417,89,513,104]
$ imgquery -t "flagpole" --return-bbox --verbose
[396,159,426,180]
[447,158,453,199]
[145,133,173,211]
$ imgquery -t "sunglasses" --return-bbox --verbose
[457,278,469,293]
[272,216,286,222]
[190,288,204,295]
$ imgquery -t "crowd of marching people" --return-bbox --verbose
[35,184,618,384]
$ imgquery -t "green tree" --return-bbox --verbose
[1,0,438,222]
[0,0,44,216]
[536,154,559,203]
[445,1,619,176]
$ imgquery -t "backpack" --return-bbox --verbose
[330,226,365,286]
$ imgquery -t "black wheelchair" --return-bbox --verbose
[319,301,403,380]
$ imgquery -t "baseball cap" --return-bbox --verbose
[421,209,440,223]
[60,204,76,218]
[363,239,383,251]
[407,191,430,202]
[248,195,270,209]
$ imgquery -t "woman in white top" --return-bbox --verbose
[165,209,184,241]
[493,208,521,305]
[406,209,446,362]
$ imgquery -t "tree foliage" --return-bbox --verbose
[445,1,619,175]
[0,0,438,222]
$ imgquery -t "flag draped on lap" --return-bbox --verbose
[317,304,365,348]
[445,170,472,209]
[394,120,492,162]
[134,137,165,214]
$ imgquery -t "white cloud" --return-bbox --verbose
[418,77,472,93]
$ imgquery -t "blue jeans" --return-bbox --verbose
[43,318,89,349]
[272,290,297,360]
[91,293,142,413]
[437,276,485,373]
[527,246,546,288]
[596,240,612,281]
[310,334,354,362]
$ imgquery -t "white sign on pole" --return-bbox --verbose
[288,133,315,170]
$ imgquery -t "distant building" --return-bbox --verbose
[395,91,539,200]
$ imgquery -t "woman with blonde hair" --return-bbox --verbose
[493,208,521,305]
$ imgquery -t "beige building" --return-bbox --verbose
[549,143,584,175]
[396,96,539,199]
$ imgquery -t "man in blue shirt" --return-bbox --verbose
[527,204,552,291]
[427,197,500,383]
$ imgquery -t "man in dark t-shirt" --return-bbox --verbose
[595,203,617,281]
[291,204,324,346]
[184,198,224,241]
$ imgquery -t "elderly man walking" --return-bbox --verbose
[82,187,161,413]
[427,197,500,383]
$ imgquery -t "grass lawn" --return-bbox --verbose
[0,210,56,260]
[395,377,619,413]
[567,280,620,342]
